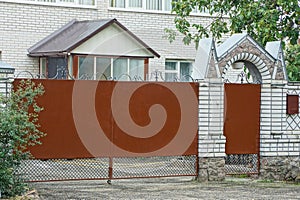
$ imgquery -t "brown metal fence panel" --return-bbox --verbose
[223,83,261,174]
[13,79,199,181]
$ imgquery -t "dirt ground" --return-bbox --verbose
[30,176,300,200]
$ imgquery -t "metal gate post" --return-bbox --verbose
[108,157,113,184]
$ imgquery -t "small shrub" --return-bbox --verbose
[0,79,45,198]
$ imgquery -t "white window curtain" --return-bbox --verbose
[113,58,128,80]
[40,58,47,78]
[128,0,142,8]
[111,0,125,7]
[37,0,56,3]
[129,60,144,79]
[146,0,162,10]
[58,0,75,3]
[164,0,172,11]
[180,62,192,81]
[165,61,177,70]
[165,61,178,81]
[43,0,95,5]
[78,0,94,5]
[96,58,111,80]
[165,60,193,82]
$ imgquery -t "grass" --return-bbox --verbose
[231,174,251,178]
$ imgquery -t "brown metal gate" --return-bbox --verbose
[223,83,261,174]
[15,79,199,182]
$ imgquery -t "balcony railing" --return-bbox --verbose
[0,0,95,7]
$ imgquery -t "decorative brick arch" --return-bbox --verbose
[221,52,271,83]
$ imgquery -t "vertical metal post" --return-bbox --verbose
[107,157,113,184]
[195,155,199,177]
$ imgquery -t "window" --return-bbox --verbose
[110,0,167,11]
[113,58,128,80]
[40,58,47,78]
[129,59,144,79]
[0,0,96,7]
[79,56,94,79]
[128,0,142,8]
[110,0,125,7]
[164,0,172,11]
[109,0,208,13]
[78,56,145,80]
[146,0,162,10]
[39,57,67,79]
[165,60,193,81]
[96,58,111,80]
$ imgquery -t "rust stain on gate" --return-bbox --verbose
[14,79,199,160]
[223,83,261,154]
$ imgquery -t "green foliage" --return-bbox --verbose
[232,174,250,178]
[0,79,45,198]
[163,28,178,43]
[285,44,300,81]
[169,0,299,47]
[243,66,251,80]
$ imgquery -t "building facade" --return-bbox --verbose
[0,0,214,80]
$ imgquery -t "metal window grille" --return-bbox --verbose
[225,154,258,174]
[17,156,198,182]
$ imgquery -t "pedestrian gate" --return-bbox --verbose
[224,84,261,174]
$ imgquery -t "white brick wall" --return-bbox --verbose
[198,80,226,158]
[0,1,99,74]
[0,0,212,78]
[260,84,300,157]
[106,10,206,75]
[197,81,300,158]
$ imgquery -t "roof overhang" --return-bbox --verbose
[28,19,160,58]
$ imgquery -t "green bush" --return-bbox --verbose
[0,79,45,198]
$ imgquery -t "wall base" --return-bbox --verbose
[260,156,300,181]
[197,157,225,182]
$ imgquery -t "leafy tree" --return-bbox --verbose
[170,0,299,47]
[285,44,300,81]
[0,79,44,198]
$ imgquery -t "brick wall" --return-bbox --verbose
[258,84,300,157]
[198,79,226,158]
[197,81,300,158]
[0,1,98,74]
[0,0,214,79]
[106,6,215,78]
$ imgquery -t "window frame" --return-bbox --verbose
[109,0,212,14]
[110,0,172,11]
[77,55,146,81]
[165,59,193,82]
[39,57,47,78]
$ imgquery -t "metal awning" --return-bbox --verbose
[0,61,15,74]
